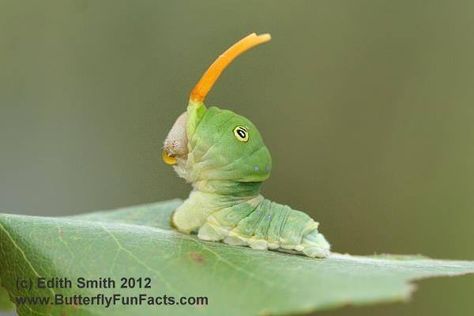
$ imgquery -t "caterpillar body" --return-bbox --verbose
[162,33,331,258]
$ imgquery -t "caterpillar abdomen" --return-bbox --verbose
[181,195,330,258]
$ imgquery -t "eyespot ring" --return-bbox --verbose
[233,126,249,142]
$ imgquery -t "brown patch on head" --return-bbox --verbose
[163,112,188,157]
[188,251,205,264]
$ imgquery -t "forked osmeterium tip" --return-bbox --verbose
[189,33,271,105]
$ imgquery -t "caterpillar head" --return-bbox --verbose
[163,33,272,186]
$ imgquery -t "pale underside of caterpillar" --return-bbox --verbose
[162,33,331,258]
[173,191,330,258]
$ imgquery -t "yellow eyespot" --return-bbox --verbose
[162,150,177,165]
[233,126,249,142]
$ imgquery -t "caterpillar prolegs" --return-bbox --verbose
[172,191,330,258]
[162,33,331,258]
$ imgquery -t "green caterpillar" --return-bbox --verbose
[162,33,330,258]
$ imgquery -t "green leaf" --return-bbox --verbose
[0,285,15,312]
[0,200,473,316]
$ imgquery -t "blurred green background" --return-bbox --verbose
[1,1,473,315]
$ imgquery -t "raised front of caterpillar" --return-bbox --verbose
[162,33,330,258]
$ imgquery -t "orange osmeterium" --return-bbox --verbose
[189,33,271,104]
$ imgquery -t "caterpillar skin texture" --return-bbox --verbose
[162,33,331,258]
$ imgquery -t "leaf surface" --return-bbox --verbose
[0,199,473,316]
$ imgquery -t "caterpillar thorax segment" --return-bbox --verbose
[162,33,331,258]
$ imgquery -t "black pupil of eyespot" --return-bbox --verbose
[237,129,246,138]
